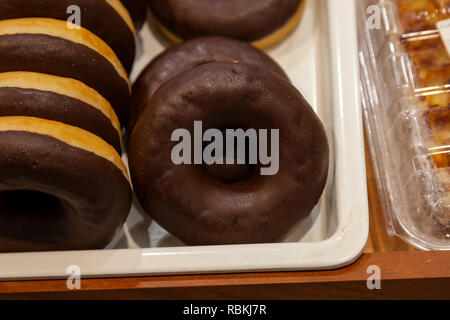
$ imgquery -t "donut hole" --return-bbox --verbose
[0,190,65,218]
[204,162,255,184]
[202,130,258,184]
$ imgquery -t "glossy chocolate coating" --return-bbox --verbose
[121,0,147,30]
[0,34,130,125]
[129,36,288,132]
[0,87,121,153]
[0,131,132,252]
[148,0,302,42]
[128,61,329,245]
[0,0,136,73]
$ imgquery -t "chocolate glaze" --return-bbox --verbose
[0,0,136,73]
[0,34,130,125]
[128,61,329,245]
[129,36,288,132]
[0,131,132,252]
[0,87,121,153]
[121,0,147,30]
[148,0,302,42]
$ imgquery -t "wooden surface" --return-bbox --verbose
[0,139,448,299]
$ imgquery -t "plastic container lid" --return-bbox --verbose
[358,0,449,250]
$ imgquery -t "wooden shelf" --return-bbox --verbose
[0,135,448,299]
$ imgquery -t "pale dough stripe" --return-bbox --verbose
[0,72,121,137]
[0,116,129,183]
[107,0,137,37]
[149,0,306,50]
[0,18,130,91]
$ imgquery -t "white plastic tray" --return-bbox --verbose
[0,0,368,280]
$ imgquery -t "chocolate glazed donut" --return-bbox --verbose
[148,0,305,48]
[0,117,132,252]
[0,18,131,125]
[0,0,136,73]
[121,0,147,30]
[129,36,288,132]
[128,61,329,245]
[0,72,122,153]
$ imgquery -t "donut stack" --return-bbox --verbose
[0,1,138,252]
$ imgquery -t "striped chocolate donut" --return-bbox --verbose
[0,0,136,73]
[0,116,132,252]
[0,72,122,153]
[0,18,131,125]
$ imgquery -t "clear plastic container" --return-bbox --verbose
[358,0,450,250]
